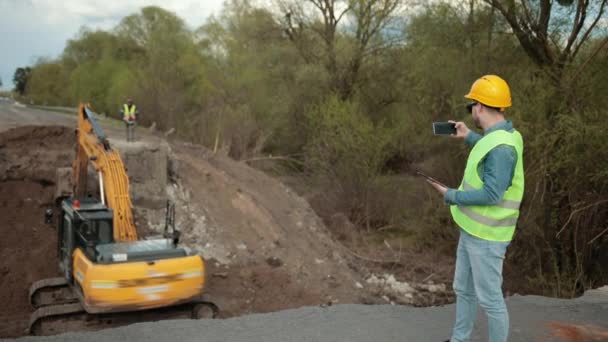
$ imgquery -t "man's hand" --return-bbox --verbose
[428,179,448,196]
[448,120,470,139]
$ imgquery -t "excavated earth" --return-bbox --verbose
[0,123,376,338]
[0,126,75,337]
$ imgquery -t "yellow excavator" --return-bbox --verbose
[28,104,217,335]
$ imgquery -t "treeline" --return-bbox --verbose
[16,0,608,297]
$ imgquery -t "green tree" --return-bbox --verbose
[69,59,133,115]
[116,6,211,136]
[62,28,142,71]
[13,67,31,95]
[196,0,302,157]
[305,96,393,229]
[26,59,70,105]
[62,28,141,114]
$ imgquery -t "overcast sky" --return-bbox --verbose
[0,0,227,90]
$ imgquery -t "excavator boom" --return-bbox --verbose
[73,104,137,242]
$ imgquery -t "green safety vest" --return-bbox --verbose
[123,104,137,119]
[450,129,525,242]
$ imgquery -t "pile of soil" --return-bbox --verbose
[139,142,373,317]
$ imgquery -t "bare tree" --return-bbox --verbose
[278,0,406,100]
[483,0,607,87]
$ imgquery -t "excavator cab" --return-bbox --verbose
[57,197,193,280]
[57,197,113,282]
[63,198,112,242]
[58,197,188,269]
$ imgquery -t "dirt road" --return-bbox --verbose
[0,100,75,130]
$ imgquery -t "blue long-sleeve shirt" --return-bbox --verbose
[444,120,517,206]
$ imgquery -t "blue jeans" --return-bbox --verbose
[450,229,510,342]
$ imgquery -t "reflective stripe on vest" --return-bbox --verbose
[462,181,521,210]
[450,129,525,242]
[123,104,136,119]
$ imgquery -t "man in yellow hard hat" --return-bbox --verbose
[427,75,525,342]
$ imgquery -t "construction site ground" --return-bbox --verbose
[1,98,607,341]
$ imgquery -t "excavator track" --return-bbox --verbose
[29,277,78,308]
[28,299,219,336]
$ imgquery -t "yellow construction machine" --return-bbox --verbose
[28,104,217,335]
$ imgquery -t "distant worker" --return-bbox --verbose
[426,75,525,342]
[121,97,139,142]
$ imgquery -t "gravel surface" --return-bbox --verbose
[9,287,608,342]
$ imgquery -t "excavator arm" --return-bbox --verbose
[72,103,137,242]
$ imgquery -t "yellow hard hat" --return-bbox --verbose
[464,75,511,111]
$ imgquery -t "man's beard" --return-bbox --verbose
[473,114,482,129]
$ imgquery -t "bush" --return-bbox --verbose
[508,107,608,297]
[304,96,393,229]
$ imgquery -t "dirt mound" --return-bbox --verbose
[138,143,371,317]
[0,126,74,337]
[0,125,73,146]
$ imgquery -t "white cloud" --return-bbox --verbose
[0,0,225,90]
[13,0,223,28]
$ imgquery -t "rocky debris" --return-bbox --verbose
[366,273,449,305]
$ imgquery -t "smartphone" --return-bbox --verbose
[416,170,448,188]
[432,122,456,135]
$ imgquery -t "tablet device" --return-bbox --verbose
[416,170,448,188]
